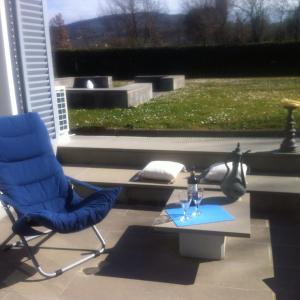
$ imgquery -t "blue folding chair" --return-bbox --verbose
[0,113,122,278]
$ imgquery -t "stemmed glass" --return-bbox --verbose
[192,186,204,217]
[180,193,192,222]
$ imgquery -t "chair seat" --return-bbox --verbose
[13,187,121,235]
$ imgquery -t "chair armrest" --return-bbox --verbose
[66,176,103,192]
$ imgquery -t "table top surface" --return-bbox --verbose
[153,189,251,238]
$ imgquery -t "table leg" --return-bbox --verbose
[179,232,226,260]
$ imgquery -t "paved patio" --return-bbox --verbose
[1,203,300,300]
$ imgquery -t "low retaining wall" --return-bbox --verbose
[73,76,113,88]
[71,128,294,138]
[55,76,113,88]
[135,75,185,91]
[67,83,153,108]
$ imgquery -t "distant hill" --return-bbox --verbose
[63,13,186,48]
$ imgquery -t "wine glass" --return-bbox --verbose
[180,193,192,222]
[192,186,204,217]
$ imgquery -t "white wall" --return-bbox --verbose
[0,0,18,116]
[0,0,17,220]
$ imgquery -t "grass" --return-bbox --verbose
[69,77,300,131]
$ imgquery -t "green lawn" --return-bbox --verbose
[69,77,300,131]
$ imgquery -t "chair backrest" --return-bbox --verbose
[0,113,70,214]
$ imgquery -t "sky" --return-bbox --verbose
[47,0,183,24]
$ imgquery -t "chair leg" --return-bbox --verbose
[2,203,106,278]
[0,232,15,250]
[1,230,53,251]
[19,225,106,278]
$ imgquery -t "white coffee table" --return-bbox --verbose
[153,189,251,260]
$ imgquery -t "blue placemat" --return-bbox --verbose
[166,205,235,227]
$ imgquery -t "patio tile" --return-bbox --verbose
[0,291,7,300]
[196,260,273,290]
[61,276,190,300]
[269,226,300,246]
[0,217,14,244]
[2,290,59,300]
[126,208,161,218]
[61,275,274,300]
[263,267,300,295]
[0,255,76,298]
[263,213,300,228]
[226,238,272,265]
[100,209,160,233]
[188,284,274,300]
[250,218,269,228]
[274,291,300,300]
[93,227,193,285]
[271,245,300,269]
[0,231,94,298]
[0,206,298,300]
[249,224,271,244]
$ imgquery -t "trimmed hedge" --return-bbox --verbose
[54,42,300,79]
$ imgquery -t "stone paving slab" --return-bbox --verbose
[1,205,300,300]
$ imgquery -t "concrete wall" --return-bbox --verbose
[0,0,17,220]
[67,83,153,109]
[54,77,75,88]
[0,0,18,116]
[135,75,185,92]
[55,76,113,89]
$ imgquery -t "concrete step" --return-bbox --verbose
[63,164,300,214]
[57,136,300,174]
[63,164,300,195]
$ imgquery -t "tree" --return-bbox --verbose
[216,0,230,24]
[183,0,231,45]
[49,13,71,49]
[141,0,166,45]
[286,1,300,41]
[215,0,231,43]
[104,0,140,47]
[271,0,290,41]
[100,0,166,47]
[232,14,250,43]
[184,6,220,45]
[233,0,270,43]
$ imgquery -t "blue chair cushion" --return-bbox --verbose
[0,113,122,235]
[13,187,121,235]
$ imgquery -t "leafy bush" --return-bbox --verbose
[54,42,300,79]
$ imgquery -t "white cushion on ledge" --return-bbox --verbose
[140,161,186,182]
[204,161,248,182]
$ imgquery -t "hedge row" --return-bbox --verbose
[54,42,300,79]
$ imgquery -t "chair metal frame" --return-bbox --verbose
[0,177,108,278]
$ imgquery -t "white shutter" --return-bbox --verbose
[14,0,59,139]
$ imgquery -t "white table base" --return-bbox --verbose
[179,232,226,260]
